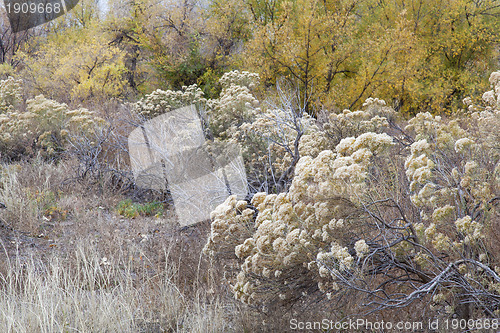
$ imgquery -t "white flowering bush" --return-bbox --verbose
[0,77,22,113]
[481,71,500,110]
[135,84,206,119]
[218,70,259,91]
[203,195,255,260]
[206,72,260,138]
[204,129,395,307]
[322,97,394,146]
[0,84,105,159]
[204,72,500,319]
[204,72,324,192]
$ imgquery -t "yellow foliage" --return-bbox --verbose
[16,23,128,102]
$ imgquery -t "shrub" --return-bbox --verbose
[0,159,70,231]
[135,84,206,119]
[0,76,22,113]
[204,71,500,319]
[0,78,105,160]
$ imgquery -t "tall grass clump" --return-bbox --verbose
[0,241,231,332]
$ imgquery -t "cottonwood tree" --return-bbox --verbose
[0,11,35,66]
[358,0,500,114]
[16,22,129,103]
[241,0,358,115]
[234,0,500,113]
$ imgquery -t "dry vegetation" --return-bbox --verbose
[0,69,497,332]
[0,159,232,332]
[0,0,500,327]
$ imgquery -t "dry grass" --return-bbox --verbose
[0,240,235,332]
[0,158,270,332]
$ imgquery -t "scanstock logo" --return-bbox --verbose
[4,0,79,33]
[128,105,248,227]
